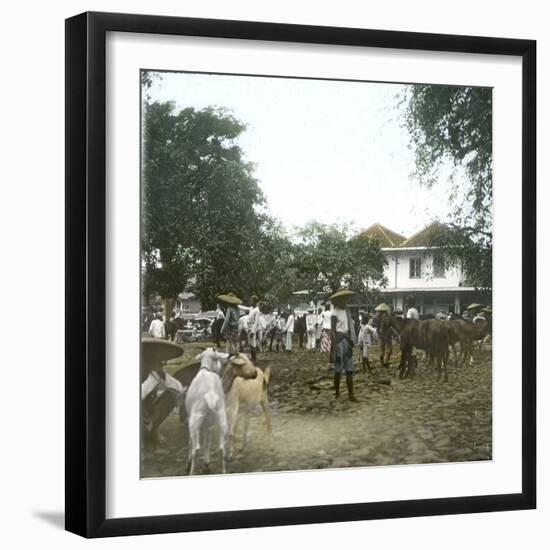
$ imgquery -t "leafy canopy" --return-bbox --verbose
[142,101,267,305]
[293,222,387,302]
[400,85,492,290]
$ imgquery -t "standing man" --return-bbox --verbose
[405,295,420,372]
[463,303,481,321]
[141,338,183,444]
[358,313,377,375]
[315,306,324,350]
[270,312,285,353]
[218,293,242,354]
[405,295,420,320]
[148,312,166,339]
[320,304,332,357]
[247,296,260,361]
[305,308,317,351]
[284,309,295,352]
[330,289,358,402]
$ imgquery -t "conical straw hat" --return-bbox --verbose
[142,338,183,366]
[217,292,243,305]
[329,288,355,301]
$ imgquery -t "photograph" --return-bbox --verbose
[140,69,493,478]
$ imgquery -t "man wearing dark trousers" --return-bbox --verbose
[329,288,358,402]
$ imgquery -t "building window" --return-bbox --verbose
[409,257,421,279]
[433,254,445,278]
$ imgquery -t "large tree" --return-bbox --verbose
[293,222,387,302]
[400,85,492,290]
[142,100,275,308]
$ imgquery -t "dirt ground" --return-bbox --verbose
[141,341,492,477]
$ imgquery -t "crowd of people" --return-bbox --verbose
[144,290,492,403]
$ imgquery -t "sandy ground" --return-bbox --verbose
[141,341,492,477]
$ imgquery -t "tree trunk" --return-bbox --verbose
[162,297,175,321]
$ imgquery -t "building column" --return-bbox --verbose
[397,294,404,311]
[454,293,460,314]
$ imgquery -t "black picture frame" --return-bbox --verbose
[65,11,536,538]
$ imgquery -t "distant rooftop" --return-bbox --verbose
[359,223,406,247]
[359,221,454,248]
[178,292,196,300]
[400,221,455,247]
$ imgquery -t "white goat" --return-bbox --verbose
[227,366,273,453]
[184,349,257,475]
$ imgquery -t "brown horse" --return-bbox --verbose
[376,312,397,368]
[384,316,451,382]
[446,318,491,366]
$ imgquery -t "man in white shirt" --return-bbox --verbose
[358,313,377,375]
[405,296,420,320]
[247,296,260,361]
[284,310,295,352]
[405,297,420,368]
[148,313,166,339]
[320,304,332,355]
[315,307,324,350]
[305,308,317,351]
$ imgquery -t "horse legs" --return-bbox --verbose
[436,351,449,382]
[385,342,393,367]
[408,354,417,378]
[399,345,410,378]
[452,344,459,368]
[380,342,386,368]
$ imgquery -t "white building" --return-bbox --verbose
[360,222,483,316]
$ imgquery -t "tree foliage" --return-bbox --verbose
[142,100,270,306]
[401,85,493,290]
[293,222,387,302]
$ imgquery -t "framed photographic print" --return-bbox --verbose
[65,11,536,538]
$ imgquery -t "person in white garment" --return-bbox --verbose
[148,312,166,339]
[284,310,295,352]
[358,313,377,375]
[320,304,333,357]
[141,338,183,443]
[247,296,260,361]
[315,307,324,350]
[405,296,420,320]
[270,313,285,352]
[404,296,420,365]
[305,308,317,351]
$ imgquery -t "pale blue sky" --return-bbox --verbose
[145,71,456,238]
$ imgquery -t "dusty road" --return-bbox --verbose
[141,342,492,477]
